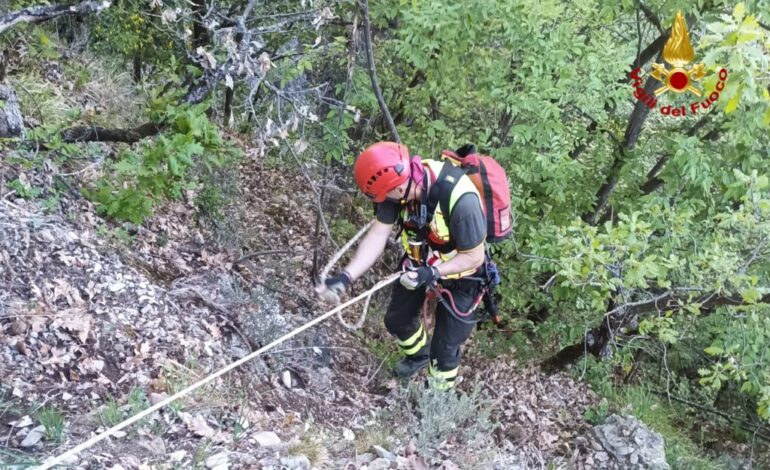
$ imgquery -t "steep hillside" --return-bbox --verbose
[1,151,605,469]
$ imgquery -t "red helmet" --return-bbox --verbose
[354,142,411,202]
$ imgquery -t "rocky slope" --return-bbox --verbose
[0,152,667,469]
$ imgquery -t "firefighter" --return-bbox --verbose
[317,142,488,390]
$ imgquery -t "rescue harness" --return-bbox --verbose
[398,158,503,326]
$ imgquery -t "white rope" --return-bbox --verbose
[35,273,400,470]
[319,219,373,281]
[316,220,383,330]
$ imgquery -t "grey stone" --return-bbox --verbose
[355,453,375,466]
[280,455,310,470]
[615,445,635,456]
[20,425,45,447]
[259,456,281,469]
[592,414,670,470]
[372,445,396,461]
[205,452,229,469]
[253,430,281,447]
[367,458,394,470]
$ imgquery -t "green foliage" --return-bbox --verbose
[89,0,176,65]
[699,305,770,420]
[7,178,41,199]
[87,101,239,223]
[359,332,400,371]
[100,395,123,427]
[36,406,64,443]
[127,387,149,417]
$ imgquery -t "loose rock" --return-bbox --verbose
[367,458,394,470]
[592,414,670,470]
[206,452,229,469]
[253,430,281,447]
[372,444,396,461]
[280,455,310,470]
[20,425,46,447]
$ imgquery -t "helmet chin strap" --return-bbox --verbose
[397,176,413,205]
[396,158,425,205]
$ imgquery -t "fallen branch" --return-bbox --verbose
[235,249,293,264]
[61,122,163,143]
[0,0,111,35]
[543,290,770,370]
[57,67,226,144]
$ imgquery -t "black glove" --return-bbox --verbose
[400,265,440,290]
[325,270,353,294]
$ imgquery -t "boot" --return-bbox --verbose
[393,343,430,378]
[394,355,430,378]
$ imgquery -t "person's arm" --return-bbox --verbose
[342,219,393,280]
[433,243,485,277]
[317,218,394,303]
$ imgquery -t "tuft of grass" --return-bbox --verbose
[127,387,149,417]
[288,432,328,466]
[36,406,64,443]
[100,395,123,427]
[355,425,391,454]
[359,333,400,371]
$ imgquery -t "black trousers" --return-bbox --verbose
[384,275,483,373]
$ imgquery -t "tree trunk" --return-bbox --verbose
[191,0,209,49]
[133,54,142,83]
[0,84,24,138]
[543,292,770,370]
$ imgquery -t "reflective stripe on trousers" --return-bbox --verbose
[397,323,427,355]
[428,360,458,389]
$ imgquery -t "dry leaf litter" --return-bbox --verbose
[0,157,636,469]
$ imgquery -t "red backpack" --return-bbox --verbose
[437,145,513,243]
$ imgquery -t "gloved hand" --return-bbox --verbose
[315,271,353,304]
[400,265,440,290]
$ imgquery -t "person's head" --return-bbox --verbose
[354,141,420,204]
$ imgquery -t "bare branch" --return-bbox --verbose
[359,0,400,143]
[637,1,663,34]
[639,114,712,195]
[0,1,111,35]
[61,122,163,144]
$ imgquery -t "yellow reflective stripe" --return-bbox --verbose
[428,362,458,382]
[428,363,457,390]
[397,325,427,355]
[431,380,452,390]
[448,178,480,214]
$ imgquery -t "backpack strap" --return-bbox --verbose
[428,162,466,225]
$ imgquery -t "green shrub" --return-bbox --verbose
[87,100,240,223]
[409,381,497,452]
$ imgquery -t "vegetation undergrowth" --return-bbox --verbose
[581,357,738,470]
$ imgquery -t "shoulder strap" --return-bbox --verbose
[428,162,466,223]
